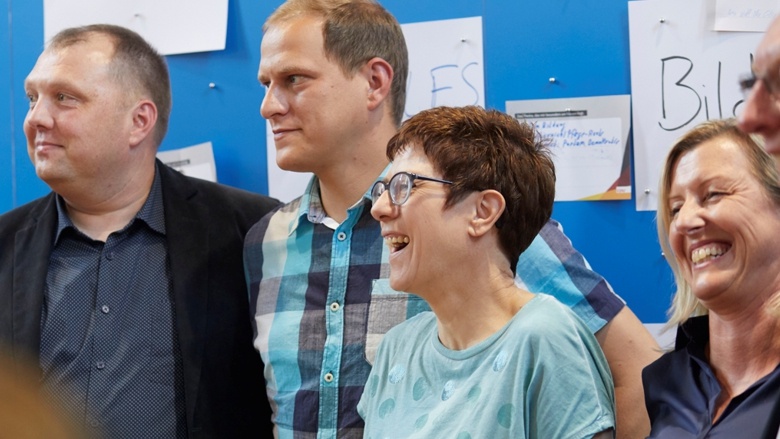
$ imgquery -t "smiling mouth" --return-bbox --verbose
[691,244,730,265]
[385,236,410,252]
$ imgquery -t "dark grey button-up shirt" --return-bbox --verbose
[39,172,186,439]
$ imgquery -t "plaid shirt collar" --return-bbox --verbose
[288,165,391,236]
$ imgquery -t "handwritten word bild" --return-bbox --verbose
[658,55,748,132]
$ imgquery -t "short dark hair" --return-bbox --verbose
[387,106,556,274]
[48,24,172,147]
[265,0,408,126]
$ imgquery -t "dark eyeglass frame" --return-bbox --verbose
[371,171,453,206]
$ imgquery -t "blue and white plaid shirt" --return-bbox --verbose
[244,175,624,439]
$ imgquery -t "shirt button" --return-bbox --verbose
[89,419,100,428]
[105,251,114,261]
[96,361,105,370]
[101,305,110,314]
[324,372,334,383]
[330,302,340,312]
[337,232,347,241]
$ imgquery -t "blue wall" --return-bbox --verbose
[1,0,11,211]
[0,0,674,323]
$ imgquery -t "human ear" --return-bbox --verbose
[363,57,393,111]
[128,100,158,147]
[468,190,505,237]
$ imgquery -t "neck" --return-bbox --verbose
[428,257,532,350]
[316,124,395,223]
[60,164,156,242]
[707,306,780,419]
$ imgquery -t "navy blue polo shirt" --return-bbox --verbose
[39,172,187,439]
[643,315,780,439]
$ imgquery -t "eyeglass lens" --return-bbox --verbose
[389,172,412,205]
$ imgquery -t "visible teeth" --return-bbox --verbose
[385,236,410,247]
[691,245,728,264]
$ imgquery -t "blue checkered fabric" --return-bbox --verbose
[244,174,624,439]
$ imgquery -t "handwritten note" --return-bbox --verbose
[538,119,626,201]
[714,0,778,32]
[402,17,484,116]
[507,95,632,202]
[267,17,486,202]
[629,0,763,211]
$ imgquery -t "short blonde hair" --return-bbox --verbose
[657,118,780,326]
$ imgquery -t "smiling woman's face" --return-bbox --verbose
[667,136,780,311]
[370,145,473,296]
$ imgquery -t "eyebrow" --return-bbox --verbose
[261,63,317,79]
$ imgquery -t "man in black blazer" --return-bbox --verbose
[0,24,278,438]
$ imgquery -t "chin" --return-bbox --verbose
[388,275,415,295]
[388,277,404,292]
[275,156,312,173]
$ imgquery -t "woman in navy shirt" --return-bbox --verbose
[645,118,780,438]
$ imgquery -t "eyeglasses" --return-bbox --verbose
[739,72,780,102]
[370,171,453,206]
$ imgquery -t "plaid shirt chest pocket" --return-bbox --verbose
[364,278,429,365]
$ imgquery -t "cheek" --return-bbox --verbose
[23,115,35,137]
[668,227,687,264]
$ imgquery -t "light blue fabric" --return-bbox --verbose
[245,172,624,438]
[358,294,615,439]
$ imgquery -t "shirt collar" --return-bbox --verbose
[676,314,710,360]
[53,167,166,244]
[287,167,390,235]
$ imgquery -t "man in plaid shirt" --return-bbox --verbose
[245,1,660,438]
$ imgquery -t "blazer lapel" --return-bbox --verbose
[12,195,56,370]
[158,162,209,426]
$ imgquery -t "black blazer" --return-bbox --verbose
[0,160,280,438]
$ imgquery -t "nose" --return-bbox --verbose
[260,84,287,120]
[24,98,54,132]
[370,189,398,222]
[672,199,705,235]
[738,80,778,135]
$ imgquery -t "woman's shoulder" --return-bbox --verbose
[383,311,437,341]
[371,311,436,366]
[517,293,586,331]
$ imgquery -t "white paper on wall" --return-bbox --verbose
[629,0,764,211]
[43,0,229,55]
[714,0,779,32]
[507,95,632,202]
[157,142,217,182]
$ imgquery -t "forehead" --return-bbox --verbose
[754,20,780,74]
[390,145,435,173]
[259,15,333,76]
[671,137,750,188]
[26,35,115,86]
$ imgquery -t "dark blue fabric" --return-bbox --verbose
[40,172,186,439]
[643,315,780,439]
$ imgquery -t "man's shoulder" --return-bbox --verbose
[188,176,279,208]
[245,196,303,239]
[158,164,281,218]
[0,194,54,233]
